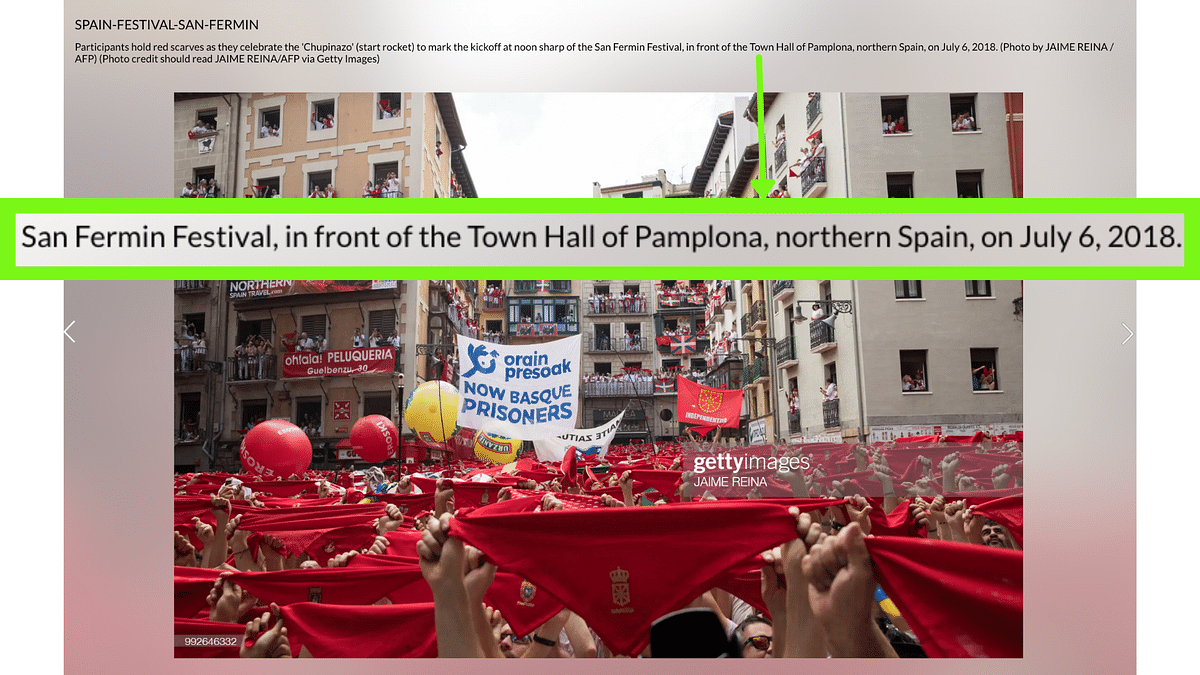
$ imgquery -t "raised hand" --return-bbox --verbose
[240,604,291,658]
[845,495,873,535]
[375,503,406,535]
[802,523,896,657]
[174,531,197,567]
[991,464,1012,489]
[434,479,456,517]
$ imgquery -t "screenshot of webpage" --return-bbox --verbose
[0,2,1193,673]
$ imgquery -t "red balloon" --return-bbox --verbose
[351,415,399,463]
[240,419,312,477]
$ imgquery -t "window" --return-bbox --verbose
[690,358,707,372]
[887,172,914,198]
[970,348,999,390]
[295,397,323,430]
[363,393,392,418]
[622,192,643,198]
[378,93,403,120]
[182,312,206,335]
[957,171,983,198]
[824,363,838,388]
[593,284,609,296]
[623,284,640,295]
[507,297,579,334]
[965,281,993,297]
[196,109,217,129]
[308,170,333,196]
[819,280,832,303]
[594,324,612,350]
[241,399,268,429]
[899,350,928,391]
[881,96,910,134]
[594,362,612,376]
[550,280,572,293]
[259,107,280,137]
[373,161,398,187]
[253,176,280,198]
[624,361,643,371]
[193,166,215,186]
[369,309,397,340]
[237,319,271,345]
[664,318,678,331]
[312,99,335,129]
[895,281,923,299]
[179,393,202,440]
[662,359,681,370]
[485,320,502,333]
[950,94,979,131]
[302,314,327,340]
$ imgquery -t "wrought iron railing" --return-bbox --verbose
[775,334,796,363]
[822,399,840,428]
[587,335,649,353]
[810,321,835,350]
[582,380,655,397]
[788,410,802,434]
[773,280,794,296]
[807,93,822,128]
[801,157,827,196]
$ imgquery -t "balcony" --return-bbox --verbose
[484,297,504,310]
[227,355,278,382]
[587,334,650,354]
[479,333,505,344]
[509,320,579,337]
[587,295,648,315]
[175,281,210,294]
[749,300,766,331]
[549,281,572,293]
[773,280,794,301]
[582,379,654,397]
[773,140,787,177]
[512,281,537,293]
[810,321,836,353]
[807,93,822,129]
[744,357,769,385]
[801,157,827,198]
[775,334,797,367]
[740,312,750,335]
[788,410,802,434]
[721,284,736,309]
[822,399,840,429]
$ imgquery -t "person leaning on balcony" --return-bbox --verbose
[324,184,336,198]
[821,379,838,401]
[893,117,907,133]
[810,303,825,322]
[259,342,273,379]
[194,333,207,370]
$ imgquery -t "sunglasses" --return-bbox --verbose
[500,633,532,645]
[742,635,772,651]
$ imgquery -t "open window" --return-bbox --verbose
[295,397,323,433]
[594,362,612,376]
[881,96,910,134]
[251,176,280,198]
[957,171,983,198]
[899,350,928,392]
[970,348,999,391]
[950,94,979,132]
[241,399,268,430]
[363,392,392,418]
[378,93,403,120]
[259,107,280,138]
[312,99,335,129]
[887,172,914,198]
[308,170,333,197]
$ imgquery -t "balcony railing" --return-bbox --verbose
[749,300,766,329]
[801,157,827,196]
[822,399,840,428]
[484,297,504,310]
[775,334,796,363]
[227,354,278,381]
[655,335,710,355]
[807,93,822,128]
[773,280,794,297]
[582,379,654,397]
[549,281,572,293]
[773,140,787,176]
[479,333,505,344]
[721,284,736,308]
[745,357,769,384]
[587,334,649,353]
[587,296,648,314]
[740,312,750,335]
[175,281,210,293]
[810,321,835,351]
[513,281,537,293]
[788,410,802,434]
[508,320,579,336]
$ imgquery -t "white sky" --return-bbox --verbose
[454,93,741,198]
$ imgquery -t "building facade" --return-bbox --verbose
[580,281,656,443]
[173,92,477,198]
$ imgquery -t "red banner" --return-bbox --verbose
[282,347,396,378]
[676,376,742,428]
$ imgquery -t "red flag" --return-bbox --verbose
[676,376,742,428]
[866,536,1022,657]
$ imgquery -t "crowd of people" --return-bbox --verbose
[882,115,909,134]
[952,112,977,132]
[174,436,1023,658]
[363,172,402,198]
[588,290,648,314]
[230,335,275,381]
[189,120,217,138]
[259,122,280,138]
[308,184,337,198]
[180,179,221,198]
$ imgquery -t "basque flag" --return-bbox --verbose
[670,335,696,355]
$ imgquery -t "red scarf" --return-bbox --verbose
[226,566,424,606]
[628,469,683,502]
[174,617,244,658]
[279,602,438,657]
[866,536,1022,657]
[174,567,225,618]
[448,501,799,655]
[972,494,1023,546]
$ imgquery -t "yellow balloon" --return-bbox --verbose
[473,423,523,464]
[404,380,460,443]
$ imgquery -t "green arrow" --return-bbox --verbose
[749,53,776,198]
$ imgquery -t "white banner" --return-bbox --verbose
[457,334,581,440]
[533,411,625,462]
